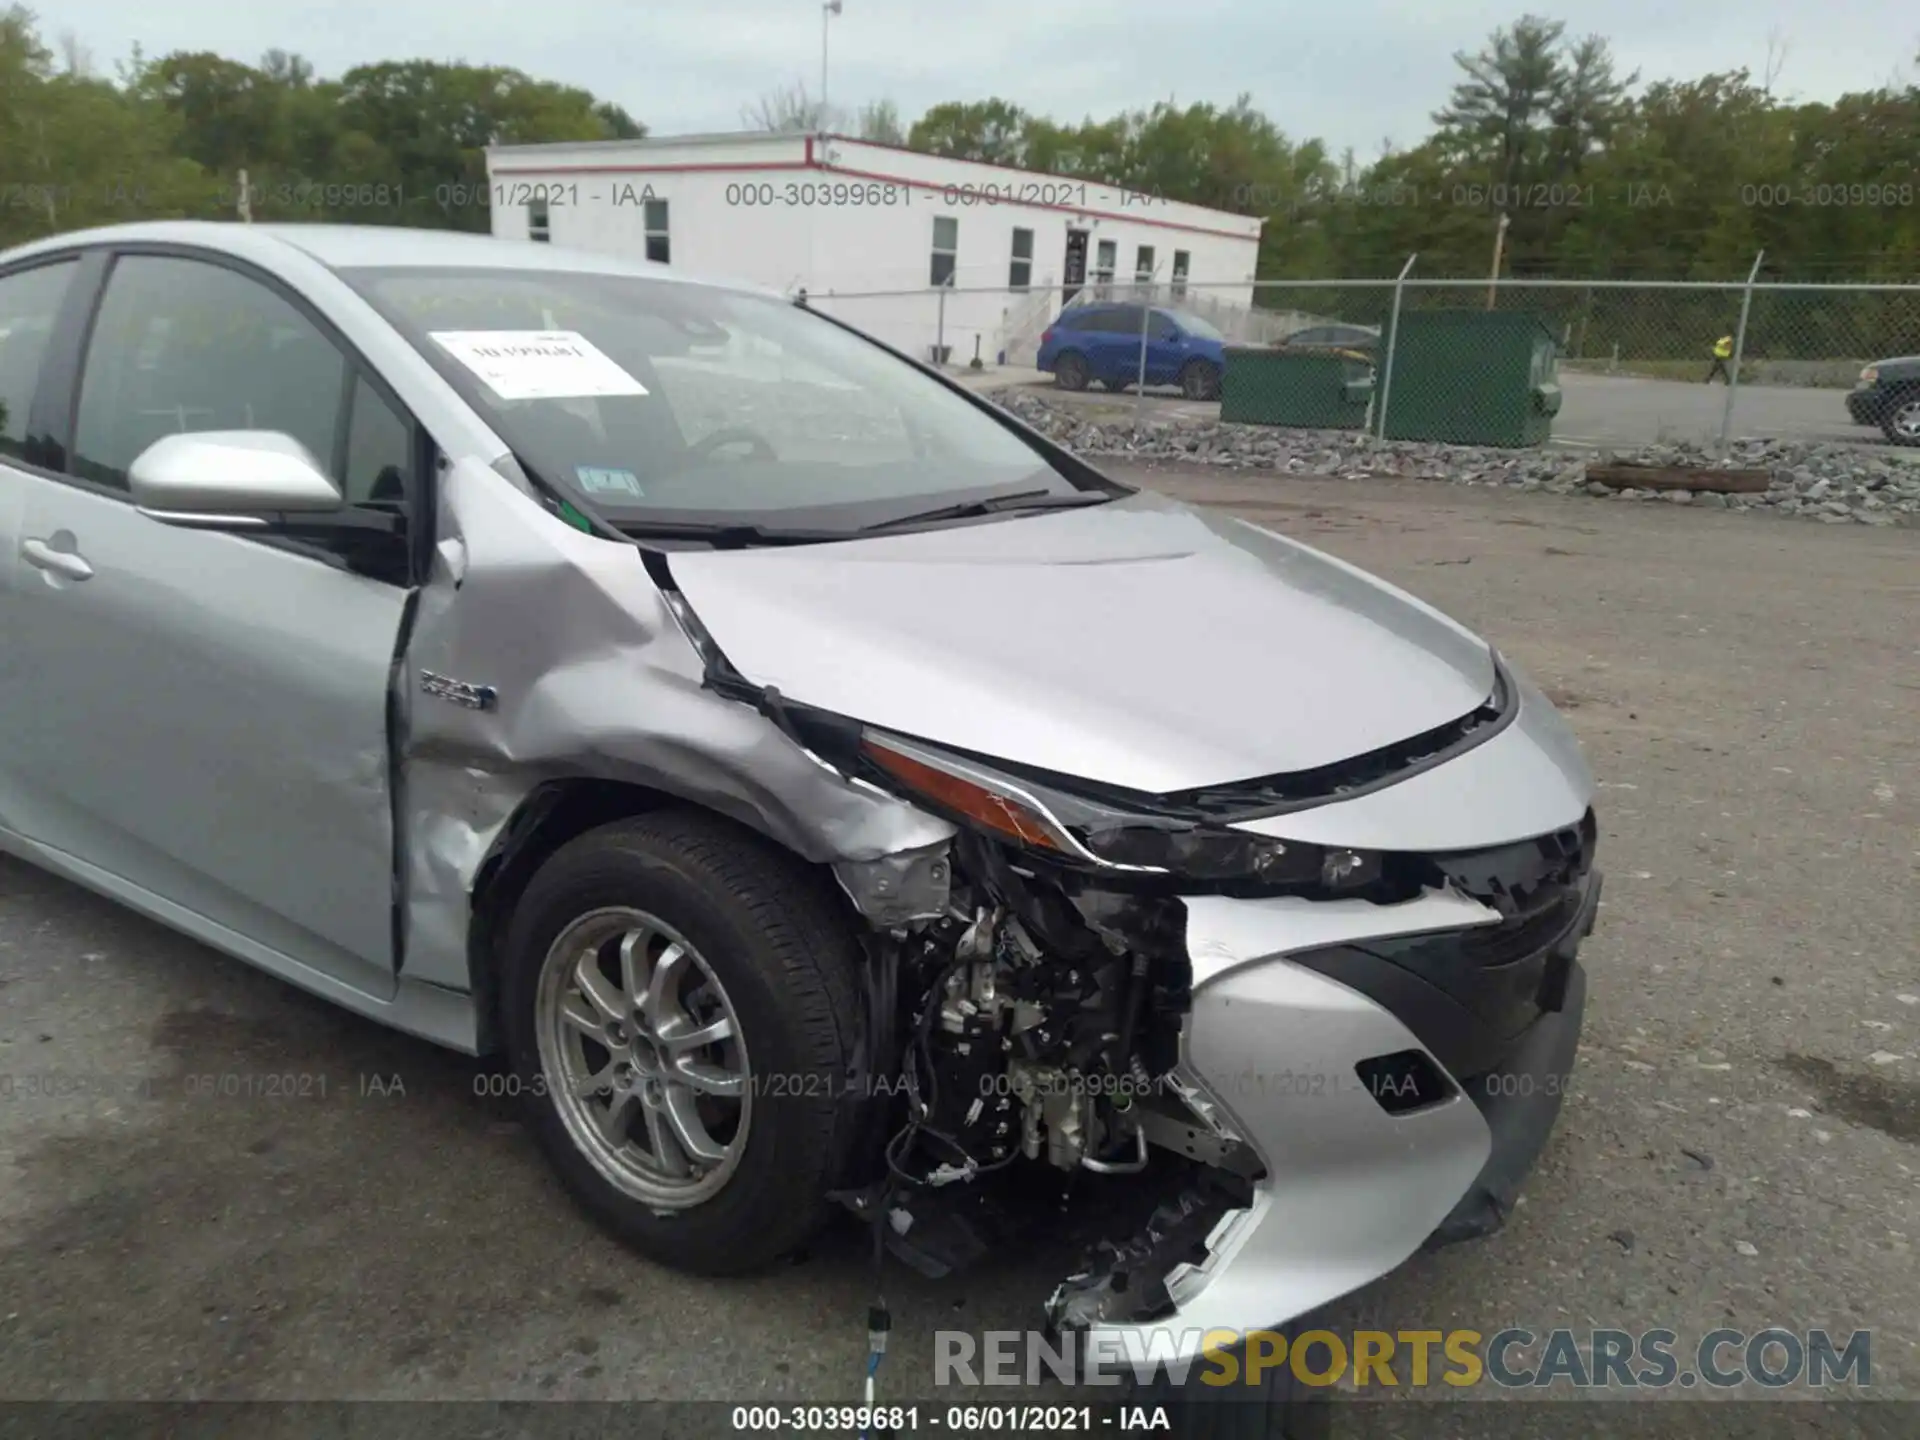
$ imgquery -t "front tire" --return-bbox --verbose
[1880,391,1920,447]
[500,810,864,1275]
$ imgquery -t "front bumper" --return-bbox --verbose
[1428,935,1591,1247]
[1848,388,1884,423]
[1066,862,1599,1371]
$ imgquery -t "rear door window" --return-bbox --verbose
[0,260,78,465]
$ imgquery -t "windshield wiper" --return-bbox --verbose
[615,519,845,548]
[857,489,1113,533]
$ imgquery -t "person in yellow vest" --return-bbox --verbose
[1706,333,1734,383]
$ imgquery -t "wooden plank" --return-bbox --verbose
[1583,464,1774,494]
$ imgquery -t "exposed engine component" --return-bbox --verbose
[1046,1172,1257,1330]
[888,898,1165,1189]
[844,837,1268,1307]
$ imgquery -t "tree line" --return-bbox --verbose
[0,5,642,244]
[4,6,1917,282]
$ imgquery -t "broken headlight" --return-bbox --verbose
[1078,823,1382,889]
[860,729,1381,890]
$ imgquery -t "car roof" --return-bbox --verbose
[0,221,777,298]
[1062,302,1156,321]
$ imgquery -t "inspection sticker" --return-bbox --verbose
[429,330,649,401]
[576,466,644,497]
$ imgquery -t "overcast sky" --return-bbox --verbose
[52,0,1917,160]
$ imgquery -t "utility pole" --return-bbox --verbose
[237,168,252,223]
[1486,212,1509,310]
[820,0,842,135]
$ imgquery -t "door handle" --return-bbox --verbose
[22,538,94,581]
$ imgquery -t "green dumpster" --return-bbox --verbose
[1220,346,1375,430]
[1375,310,1560,446]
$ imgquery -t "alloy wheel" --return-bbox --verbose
[1892,398,1920,442]
[535,907,751,1209]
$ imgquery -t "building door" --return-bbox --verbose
[1062,229,1088,307]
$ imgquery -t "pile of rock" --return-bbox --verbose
[988,391,1920,527]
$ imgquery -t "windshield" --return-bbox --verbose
[1168,311,1224,341]
[341,266,1083,531]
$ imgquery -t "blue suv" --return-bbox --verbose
[1037,303,1226,400]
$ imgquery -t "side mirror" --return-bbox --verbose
[129,431,344,530]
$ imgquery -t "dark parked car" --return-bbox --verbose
[1037,303,1225,399]
[1846,356,1920,446]
[1279,322,1379,359]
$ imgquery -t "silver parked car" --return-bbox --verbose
[0,224,1600,1389]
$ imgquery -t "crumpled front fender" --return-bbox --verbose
[395,458,954,1001]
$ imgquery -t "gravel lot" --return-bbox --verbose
[1,463,1915,1436]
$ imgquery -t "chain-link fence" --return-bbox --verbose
[801,265,1920,453]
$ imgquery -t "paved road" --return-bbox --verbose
[1,469,1915,1434]
[1554,371,1870,450]
[999,370,1889,452]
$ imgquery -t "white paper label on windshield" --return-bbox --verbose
[429,330,649,400]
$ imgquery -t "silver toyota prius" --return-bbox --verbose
[0,222,1600,1375]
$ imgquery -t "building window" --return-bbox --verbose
[1172,249,1190,297]
[1009,227,1033,290]
[1135,244,1155,283]
[644,199,670,264]
[1093,238,1116,285]
[528,197,550,243]
[931,216,958,286]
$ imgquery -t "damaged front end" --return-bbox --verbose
[650,548,1601,1360]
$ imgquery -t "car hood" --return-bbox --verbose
[1868,355,1920,372]
[665,491,1496,795]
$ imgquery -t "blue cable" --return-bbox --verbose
[860,1349,885,1440]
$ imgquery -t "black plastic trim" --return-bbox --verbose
[1171,658,1518,820]
[1355,1048,1456,1116]
[888,656,1519,826]
[1290,865,1599,1082]
[1426,960,1588,1248]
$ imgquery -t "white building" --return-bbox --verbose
[483,132,1266,368]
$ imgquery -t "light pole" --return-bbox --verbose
[1486,211,1510,311]
[820,0,842,136]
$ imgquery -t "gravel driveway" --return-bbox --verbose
[1,463,1914,1436]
